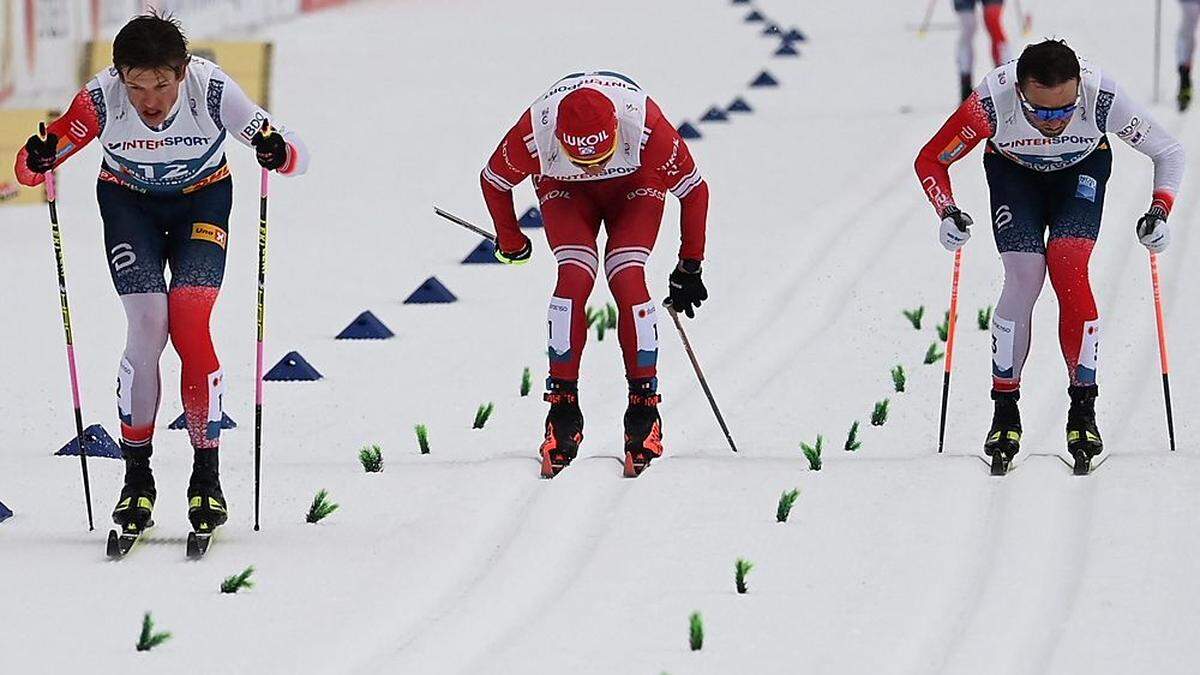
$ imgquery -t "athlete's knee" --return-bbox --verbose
[983,4,1006,42]
[603,246,651,292]
[120,293,169,358]
[552,244,599,294]
[167,286,219,363]
[1045,237,1095,285]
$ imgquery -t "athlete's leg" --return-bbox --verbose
[166,180,232,450]
[536,177,603,382]
[985,151,1049,393]
[1178,0,1200,69]
[602,182,665,384]
[1046,145,1111,386]
[982,0,1011,66]
[98,181,170,449]
[955,1,979,79]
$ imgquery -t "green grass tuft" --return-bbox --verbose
[801,434,824,471]
[605,303,617,329]
[844,421,862,452]
[871,399,890,426]
[136,612,172,652]
[415,424,430,454]
[473,402,495,429]
[937,310,950,342]
[520,367,531,397]
[891,364,906,393]
[585,305,600,327]
[776,488,800,522]
[220,566,256,594]
[689,612,704,651]
[903,305,925,330]
[923,342,945,365]
[306,489,339,524]
[735,558,754,594]
[978,305,993,331]
[358,444,383,473]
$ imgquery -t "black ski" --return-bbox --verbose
[186,531,213,559]
[106,522,151,559]
[988,451,1015,476]
[1071,450,1092,476]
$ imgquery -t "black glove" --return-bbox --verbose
[251,128,288,171]
[24,133,58,174]
[668,259,707,318]
[493,234,532,265]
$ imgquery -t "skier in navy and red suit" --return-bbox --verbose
[480,71,710,478]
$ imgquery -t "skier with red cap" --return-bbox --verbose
[480,71,710,478]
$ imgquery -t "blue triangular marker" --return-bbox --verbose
[784,28,807,42]
[264,351,323,381]
[731,0,750,4]
[55,424,122,459]
[337,310,395,340]
[728,98,754,113]
[700,106,729,122]
[518,207,543,228]
[677,122,702,140]
[169,412,237,430]
[0,500,11,523]
[462,239,501,264]
[744,10,765,22]
[404,276,458,304]
[751,70,779,87]
[763,24,781,36]
[775,42,800,57]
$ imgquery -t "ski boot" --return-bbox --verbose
[983,390,1021,475]
[623,379,663,478]
[539,379,584,478]
[1179,65,1193,112]
[959,73,973,102]
[1066,385,1102,475]
[187,449,228,534]
[111,443,156,535]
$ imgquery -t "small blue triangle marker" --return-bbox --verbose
[728,98,754,113]
[677,122,702,140]
[518,207,543,229]
[700,106,729,122]
[751,70,780,87]
[337,310,394,340]
[55,424,122,459]
[744,10,765,22]
[169,412,237,430]
[775,42,800,57]
[763,24,781,36]
[462,239,501,264]
[404,276,458,304]
[731,0,749,4]
[264,351,323,381]
[0,500,11,524]
[784,28,807,42]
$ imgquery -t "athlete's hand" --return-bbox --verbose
[1137,208,1170,254]
[667,259,707,318]
[23,133,58,174]
[939,205,973,252]
[251,128,289,171]
[493,235,532,265]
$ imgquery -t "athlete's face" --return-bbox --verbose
[1019,78,1080,138]
[121,66,184,127]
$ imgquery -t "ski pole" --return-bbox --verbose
[40,123,95,531]
[937,248,964,454]
[433,206,497,241]
[1149,253,1176,452]
[665,303,738,453]
[917,0,938,37]
[254,130,271,532]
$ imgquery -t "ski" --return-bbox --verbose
[1071,450,1093,476]
[106,523,151,559]
[186,531,213,559]
[988,451,1014,476]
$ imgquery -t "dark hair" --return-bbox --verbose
[1016,39,1080,87]
[113,12,189,76]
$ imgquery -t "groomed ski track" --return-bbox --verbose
[1,1,1199,673]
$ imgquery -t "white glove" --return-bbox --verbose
[1137,210,1170,254]
[939,206,973,252]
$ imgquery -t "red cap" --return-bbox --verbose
[555,87,618,164]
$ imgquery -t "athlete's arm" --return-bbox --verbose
[480,109,540,253]
[644,99,709,261]
[213,69,309,176]
[1103,79,1185,216]
[13,88,101,187]
[914,89,997,216]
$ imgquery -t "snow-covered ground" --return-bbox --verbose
[2,1,1199,673]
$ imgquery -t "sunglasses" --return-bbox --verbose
[1018,86,1080,122]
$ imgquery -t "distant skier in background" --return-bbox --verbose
[914,39,1184,469]
[1178,0,1200,110]
[480,71,710,478]
[955,0,1012,101]
[14,13,309,536]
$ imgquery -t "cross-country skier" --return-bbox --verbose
[1178,0,1200,110]
[14,13,308,536]
[954,0,1012,101]
[479,71,709,478]
[914,39,1184,468]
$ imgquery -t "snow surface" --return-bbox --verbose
[2,1,1199,673]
